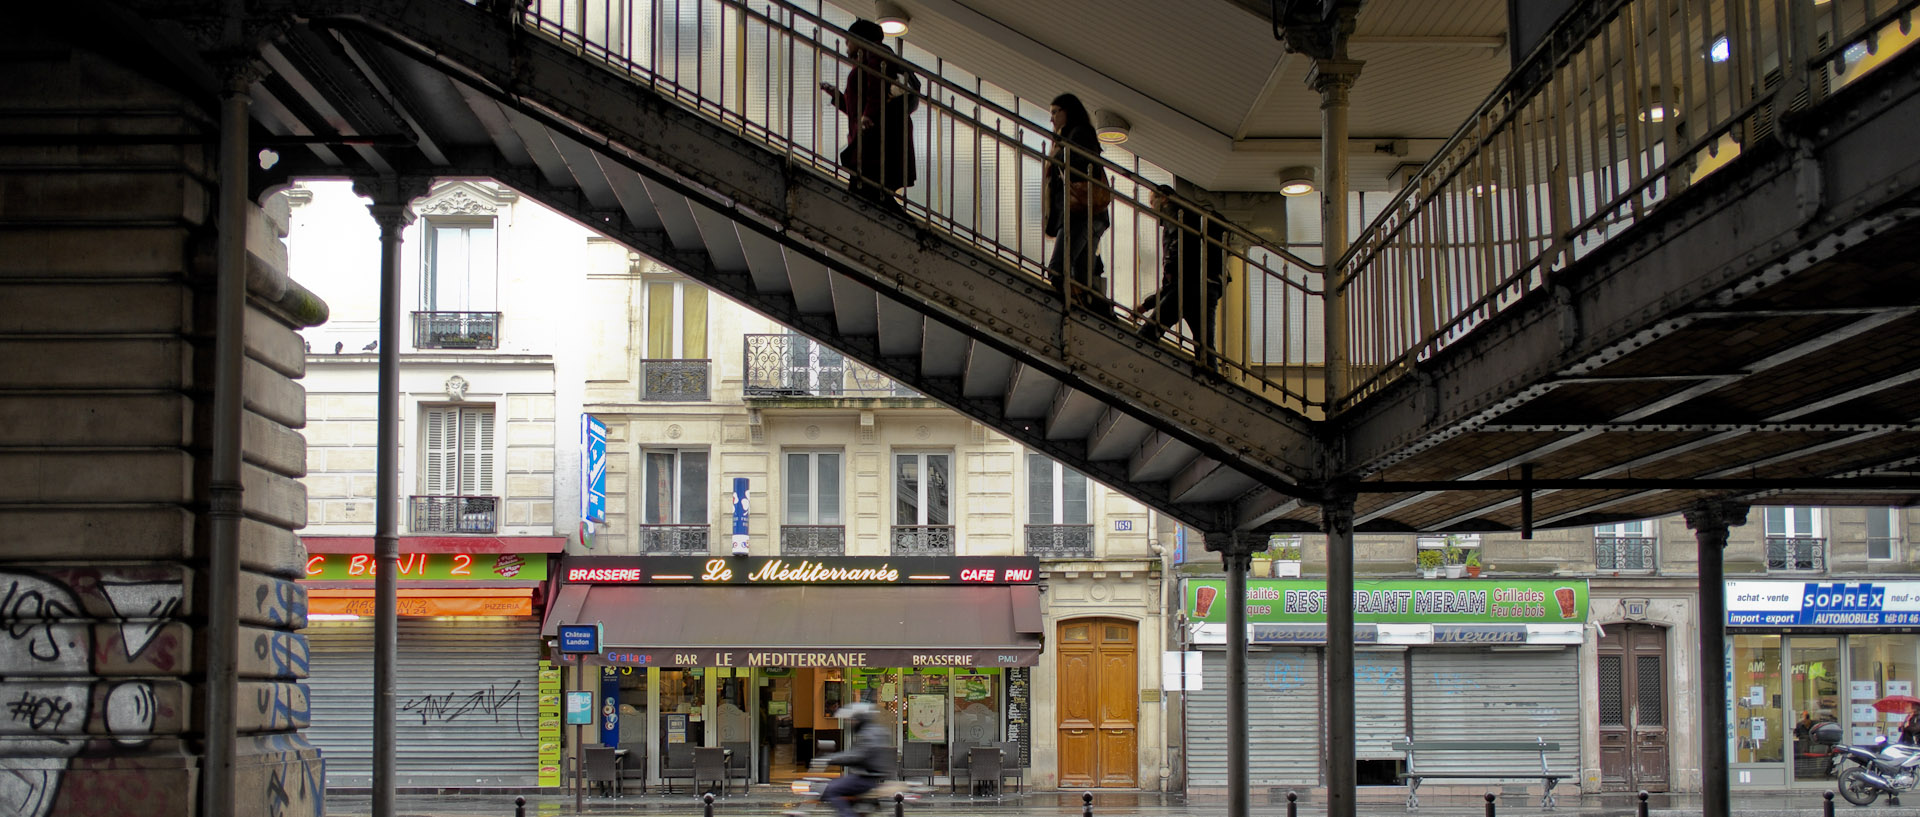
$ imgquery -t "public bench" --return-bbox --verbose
[1391,737,1563,811]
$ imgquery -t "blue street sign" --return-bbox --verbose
[558,624,601,654]
[582,415,608,523]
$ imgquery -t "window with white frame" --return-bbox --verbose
[1594,521,1656,571]
[894,452,951,526]
[1026,453,1089,525]
[642,449,708,524]
[785,451,842,525]
[423,406,494,497]
[1868,508,1901,561]
[645,280,708,359]
[422,220,497,312]
[1763,506,1825,571]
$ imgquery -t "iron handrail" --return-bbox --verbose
[515,0,1325,408]
[1331,0,1917,412]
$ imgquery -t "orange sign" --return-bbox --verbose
[308,588,532,617]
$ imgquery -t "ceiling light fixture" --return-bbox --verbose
[1278,166,1316,197]
[1708,35,1731,63]
[875,0,910,36]
[1637,86,1680,123]
[1095,110,1131,144]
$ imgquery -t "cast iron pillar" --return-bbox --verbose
[1309,54,1362,404]
[1685,501,1748,817]
[1208,530,1267,817]
[1323,492,1357,817]
[356,176,425,817]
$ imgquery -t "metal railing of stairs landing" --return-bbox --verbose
[516,0,1327,413]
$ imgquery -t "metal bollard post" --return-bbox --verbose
[1825,790,1836,817]
[704,792,716,817]
[894,791,905,817]
[1483,791,1496,817]
[1083,791,1094,817]
[1638,790,1650,817]
[514,795,526,817]
[1286,790,1298,817]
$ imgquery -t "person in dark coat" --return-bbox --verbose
[1137,184,1228,373]
[1042,93,1110,310]
[822,19,918,212]
[819,703,895,817]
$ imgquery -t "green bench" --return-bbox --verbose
[1391,737,1563,811]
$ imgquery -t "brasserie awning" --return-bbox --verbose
[542,584,1044,668]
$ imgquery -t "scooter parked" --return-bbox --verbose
[1832,731,1920,806]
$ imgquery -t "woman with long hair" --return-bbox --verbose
[1043,93,1110,310]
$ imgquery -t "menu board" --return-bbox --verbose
[1005,667,1031,768]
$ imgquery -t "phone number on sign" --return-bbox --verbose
[1882,613,1920,625]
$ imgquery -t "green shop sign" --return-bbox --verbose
[303,552,547,582]
[1186,578,1588,625]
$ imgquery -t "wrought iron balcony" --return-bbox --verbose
[412,311,501,350]
[409,495,497,533]
[743,334,916,398]
[1594,536,1657,572]
[639,524,710,555]
[1767,536,1827,572]
[641,360,710,401]
[1025,525,1095,558]
[781,525,846,557]
[891,525,955,556]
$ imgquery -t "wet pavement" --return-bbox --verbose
[319,786,1917,817]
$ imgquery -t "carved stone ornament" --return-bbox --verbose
[444,375,469,402]
[419,187,498,216]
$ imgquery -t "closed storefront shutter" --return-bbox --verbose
[1186,649,1321,788]
[1356,650,1408,759]
[306,617,541,787]
[1410,649,1580,778]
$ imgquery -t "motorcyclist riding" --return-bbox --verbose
[820,703,896,817]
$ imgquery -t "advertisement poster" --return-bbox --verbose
[1892,681,1915,697]
[1853,681,1881,700]
[907,694,945,742]
[664,713,689,743]
[956,674,992,703]
[538,662,562,786]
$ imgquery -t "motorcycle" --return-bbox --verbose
[1832,733,1920,806]
[784,762,929,817]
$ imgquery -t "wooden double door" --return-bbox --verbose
[1057,618,1138,788]
[1599,623,1670,792]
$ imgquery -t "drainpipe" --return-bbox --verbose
[359,177,419,817]
[205,55,258,817]
[1685,502,1748,817]
[1311,56,1363,408]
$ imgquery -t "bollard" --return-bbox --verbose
[1484,791,1496,817]
[1638,790,1650,817]
[1825,790,1836,817]
[1083,791,1094,817]
[1286,790,1298,817]
[895,791,905,817]
[704,792,716,817]
[514,795,526,817]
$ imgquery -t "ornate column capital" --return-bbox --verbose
[1684,500,1751,541]
[1203,530,1267,570]
[1306,59,1366,103]
[353,176,432,233]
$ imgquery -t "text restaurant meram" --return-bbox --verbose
[541,556,1045,668]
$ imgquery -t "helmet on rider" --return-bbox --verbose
[835,701,877,728]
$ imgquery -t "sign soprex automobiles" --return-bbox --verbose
[1727,580,1920,627]
[1185,578,1589,625]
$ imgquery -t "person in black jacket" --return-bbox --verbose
[820,703,895,817]
[1902,702,1920,745]
[822,20,918,213]
[1043,93,1110,310]
[1137,184,1227,373]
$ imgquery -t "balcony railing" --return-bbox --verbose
[891,525,955,556]
[412,311,500,350]
[639,524,710,555]
[743,334,916,398]
[409,495,498,533]
[1595,536,1657,572]
[1025,525,1095,558]
[781,525,845,556]
[641,360,710,401]
[1331,0,1909,409]
[1767,536,1827,572]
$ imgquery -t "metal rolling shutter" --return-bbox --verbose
[1186,649,1322,788]
[1356,650,1408,759]
[1409,649,1580,778]
[305,617,541,788]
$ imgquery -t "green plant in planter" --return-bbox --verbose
[1417,549,1442,573]
[1275,544,1302,561]
[1441,542,1464,566]
[1464,550,1481,567]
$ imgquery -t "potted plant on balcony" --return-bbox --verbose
[1441,540,1467,578]
[1271,543,1303,577]
[1463,548,1482,578]
[1417,548,1442,579]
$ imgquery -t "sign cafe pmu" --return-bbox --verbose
[561,556,1040,586]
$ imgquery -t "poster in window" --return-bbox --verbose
[955,674,992,703]
[907,694,945,742]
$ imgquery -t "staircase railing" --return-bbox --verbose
[1330,0,1917,412]
[518,0,1325,410]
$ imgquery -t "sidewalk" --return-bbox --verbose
[318,787,1912,817]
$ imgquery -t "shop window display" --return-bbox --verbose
[1735,634,1783,764]
[1848,635,1919,744]
[1789,637,1840,780]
